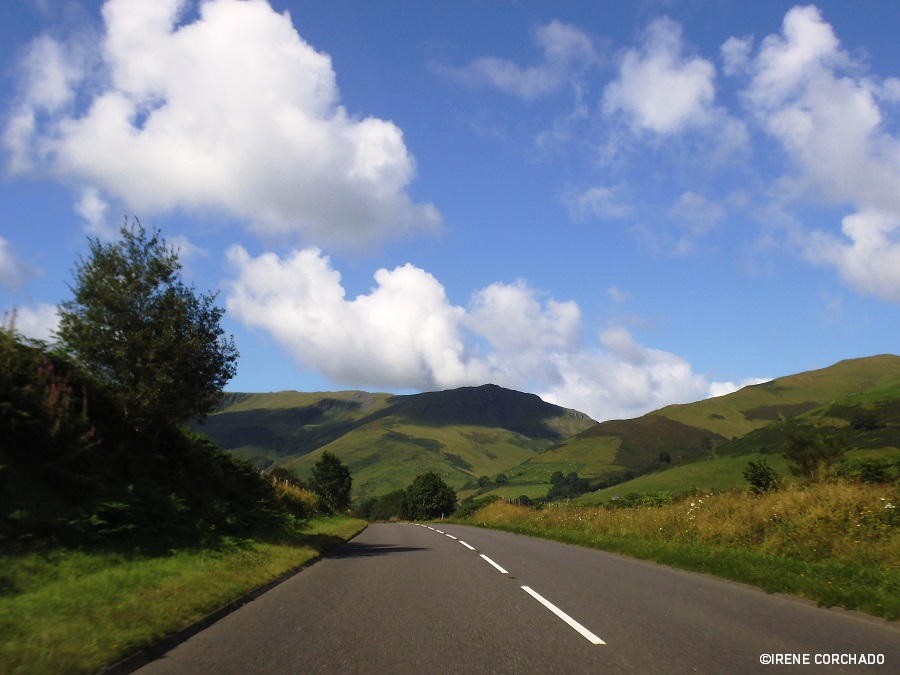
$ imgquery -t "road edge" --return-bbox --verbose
[99,523,368,675]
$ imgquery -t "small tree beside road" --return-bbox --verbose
[310,451,352,513]
[406,471,457,520]
[56,219,238,434]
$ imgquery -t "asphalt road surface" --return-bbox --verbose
[136,523,900,674]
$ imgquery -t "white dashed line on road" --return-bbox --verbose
[521,586,605,645]
[480,554,508,574]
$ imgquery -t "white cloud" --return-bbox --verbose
[603,17,717,135]
[75,188,115,239]
[706,376,771,399]
[538,326,711,420]
[606,286,629,304]
[5,0,439,249]
[805,211,900,301]
[0,238,41,292]
[6,303,60,343]
[435,20,596,100]
[564,184,634,222]
[225,246,486,390]
[721,35,753,77]
[738,5,900,302]
[168,233,207,262]
[225,247,731,421]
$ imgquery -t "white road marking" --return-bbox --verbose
[459,541,476,550]
[435,530,444,534]
[480,554,508,574]
[427,527,435,530]
[444,534,458,540]
[520,586,605,645]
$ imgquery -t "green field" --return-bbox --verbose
[577,452,793,503]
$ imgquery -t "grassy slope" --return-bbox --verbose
[575,373,900,502]
[0,517,366,675]
[200,357,900,503]
[498,356,900,501]
[201,385,596,501]
[287,421,551,501]
[658,354,900,439]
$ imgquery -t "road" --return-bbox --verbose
[136,523,899,674]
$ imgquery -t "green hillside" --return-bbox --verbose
[658,354,900,439]
[576,360,900,501]
[198,356,900,504]
[196,384,596,501]
[526,355,900,481]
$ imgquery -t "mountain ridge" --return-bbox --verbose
[198,355,900,501]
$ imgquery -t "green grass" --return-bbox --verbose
[524,436,621,475]
[290,422,550,500]
[481,483,552,499]
[0,516,366,675]
[578,448,898,504]
[657,355,900,439]
[578,452,791,503]
[507,461,584,481]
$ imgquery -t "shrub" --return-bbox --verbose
[743,458,780,494]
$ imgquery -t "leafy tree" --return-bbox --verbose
[57,219,238,433]
[782,430,847,481]
[495,473,509,485]
[546,471,591,501]
[368,489,409,521]
[270,466,306,488]
[406,471,457,520]
[743,458,780,494]
[310,451,352,513]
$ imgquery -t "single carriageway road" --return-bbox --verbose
[136,522,900,674]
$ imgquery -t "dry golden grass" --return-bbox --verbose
[471,481,898,568]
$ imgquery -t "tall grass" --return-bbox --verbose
[460,481,899,618]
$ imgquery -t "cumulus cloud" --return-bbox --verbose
[5,0,439,249]
[74,188,115,238]
[737,5,900,301]
[603,17,717,134]
[225,247,733,420]
[538,326,710,420]
[225,246,486,390]
[434,20,597,99]
[6,303,60,343]
[707,376,771,399]
[0,238,41,292]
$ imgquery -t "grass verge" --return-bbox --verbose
[455,481,898,620]
[0,516,366,675]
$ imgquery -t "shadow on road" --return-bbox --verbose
[328,542,429,558]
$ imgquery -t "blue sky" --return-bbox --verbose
[2,0,899,422]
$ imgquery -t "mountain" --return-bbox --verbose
[520,355,900,498]
[199,355,900,503]
[195,384,596,500]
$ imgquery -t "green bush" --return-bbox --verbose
[743,458,780,494]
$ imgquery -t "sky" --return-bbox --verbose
[2,0,899,423]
